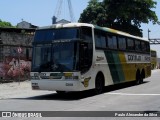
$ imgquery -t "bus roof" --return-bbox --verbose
[37,23,148,42]
[37,23,94,30]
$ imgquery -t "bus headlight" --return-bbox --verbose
[64,73,79,80]
[30,76,40,80]
[65,76,79,80]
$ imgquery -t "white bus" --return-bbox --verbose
[31,23,151,94]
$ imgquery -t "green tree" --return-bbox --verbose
[79,0,159,37]
[0,19,14,27]
[79,0,107,26]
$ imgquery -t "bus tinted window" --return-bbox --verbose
[95,30,106,49]
[118,37,126,50]
[108,35,117,49]
[81,27,92,43]
[127,38,134,50]
[34,28,79,42]
[135,40,141,51]
[101,36,106,48]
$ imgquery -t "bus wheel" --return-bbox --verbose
[136,70,140,84]
[140,70,145,84]
[56,91,66,94]
[136,70,143,84]
[95,73,104,94]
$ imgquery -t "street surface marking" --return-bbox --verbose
[105,93,160,96]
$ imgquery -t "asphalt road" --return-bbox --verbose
[0,70,160,120]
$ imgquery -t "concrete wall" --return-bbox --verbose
[1,32,33,46]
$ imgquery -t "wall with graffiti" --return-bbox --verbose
[0,28,35,80]
[0,47,32,80]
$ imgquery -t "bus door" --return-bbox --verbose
[79,42,90,73]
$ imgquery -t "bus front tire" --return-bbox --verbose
[95,73,104,94]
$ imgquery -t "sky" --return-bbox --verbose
[0,0,160,57]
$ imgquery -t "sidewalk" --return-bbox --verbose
[0,80,53,99]
[151,69,160,74]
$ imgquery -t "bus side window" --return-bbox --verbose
[101,35,106,48]
[112,36,117,49]
[95,34,101,48]
[81,27,92,43]
[135,40,141,51]
[127,38,135,51]
[141,41,147,52]
[108,35,117,49]
[118,36,126,50]
[95,30,106,49]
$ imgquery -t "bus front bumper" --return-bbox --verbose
[31,79,81,92]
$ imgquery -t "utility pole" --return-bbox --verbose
[148,29,151,40]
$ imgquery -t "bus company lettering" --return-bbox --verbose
[126,53,150,63]
[96,56,104,61]
[128,55,141,61]
[144,56,150,61]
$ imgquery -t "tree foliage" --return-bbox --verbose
[79,0,107,26]
[0,19,14,27]
[79,0,159,37]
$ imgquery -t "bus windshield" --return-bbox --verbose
[32,42,78,72]
[32,26,93,73]
[34,28,79,42]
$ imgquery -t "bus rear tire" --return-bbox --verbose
[136,70,143,84]
[95,73,104,94]
[140,69,145,84]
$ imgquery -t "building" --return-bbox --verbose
[17,21,38,29]
[0,27,35,80]
[52,16,71,24]
[56,19,71,24]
